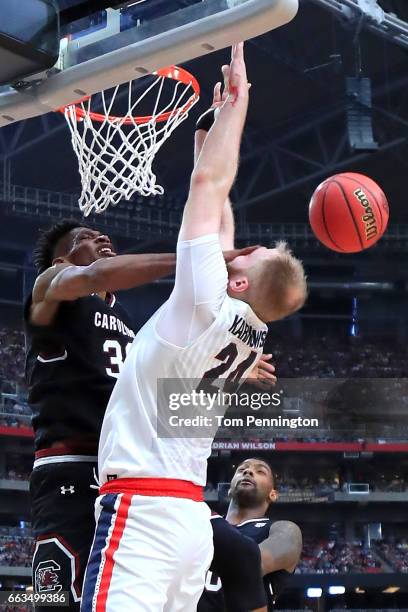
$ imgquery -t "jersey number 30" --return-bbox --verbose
[103,340,132,378]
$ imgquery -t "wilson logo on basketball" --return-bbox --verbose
[353,188,378,241]
[309,172,389,253]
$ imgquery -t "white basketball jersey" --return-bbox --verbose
[99,235,268,486]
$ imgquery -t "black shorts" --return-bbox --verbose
[30,460,98,612]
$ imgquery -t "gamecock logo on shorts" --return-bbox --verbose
[35,560,63,593]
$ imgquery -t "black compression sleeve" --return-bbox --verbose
[195,108,217,132]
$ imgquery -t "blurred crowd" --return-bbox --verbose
[0,329,26,393]
[277,472,340,495]
[269,334,407,378]
[376,539,408,573]
[276,472,408,495]
[0,327,407,442]
[1,459,408,496]
[0,327,406,393]
[1,467,31,481]
[0,527,407,576]
[0,326,29,430]
[297,539,383,574]
[0,453,32,482]
[0,413,30,428]
[0,536,33,568]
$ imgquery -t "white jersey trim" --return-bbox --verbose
[33,455,97,469]
[37,350,68,363]
[210,516,268,527]
[236,517,269,527]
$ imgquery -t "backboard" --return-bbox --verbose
[0,0,298,127]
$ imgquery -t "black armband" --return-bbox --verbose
[195,107,217,132]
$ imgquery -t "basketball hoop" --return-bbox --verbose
[62,66,200,216]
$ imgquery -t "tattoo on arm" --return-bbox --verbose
[259,521,303,575]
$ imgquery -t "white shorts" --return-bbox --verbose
[81,488,213,612]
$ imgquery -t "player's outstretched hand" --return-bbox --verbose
[212,64,230,109]
[213,43,250,110]
[227,42,249,105]
[223,245,261,262]
[247,354,277,389]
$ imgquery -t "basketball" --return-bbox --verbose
[309,172,389,253]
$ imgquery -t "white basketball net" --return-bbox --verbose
[64,68,199,216]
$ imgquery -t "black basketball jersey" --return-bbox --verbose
[198,515,292,612]
[24,292,135,452]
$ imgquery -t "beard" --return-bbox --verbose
[233,486,262,508]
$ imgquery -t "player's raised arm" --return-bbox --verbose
[194,73,236,250]
[38,253,176,301]
[259,520,303,575]
[179,43,249,241]
[155,44,250,346]
[30,253,176,326]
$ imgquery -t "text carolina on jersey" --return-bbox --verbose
[94,312,135,338]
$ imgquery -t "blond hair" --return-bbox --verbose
[250,242,307,321]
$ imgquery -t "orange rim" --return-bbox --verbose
[59,66,200,125]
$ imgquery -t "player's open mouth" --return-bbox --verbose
[97,246,115,256]
[239,478,255,487]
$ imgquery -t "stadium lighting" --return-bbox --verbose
[328,586,345,595]
[307,588,322,598]
[355,587,366,594]
[383,586,400,593]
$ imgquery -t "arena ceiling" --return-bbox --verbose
[0,0,407,236]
